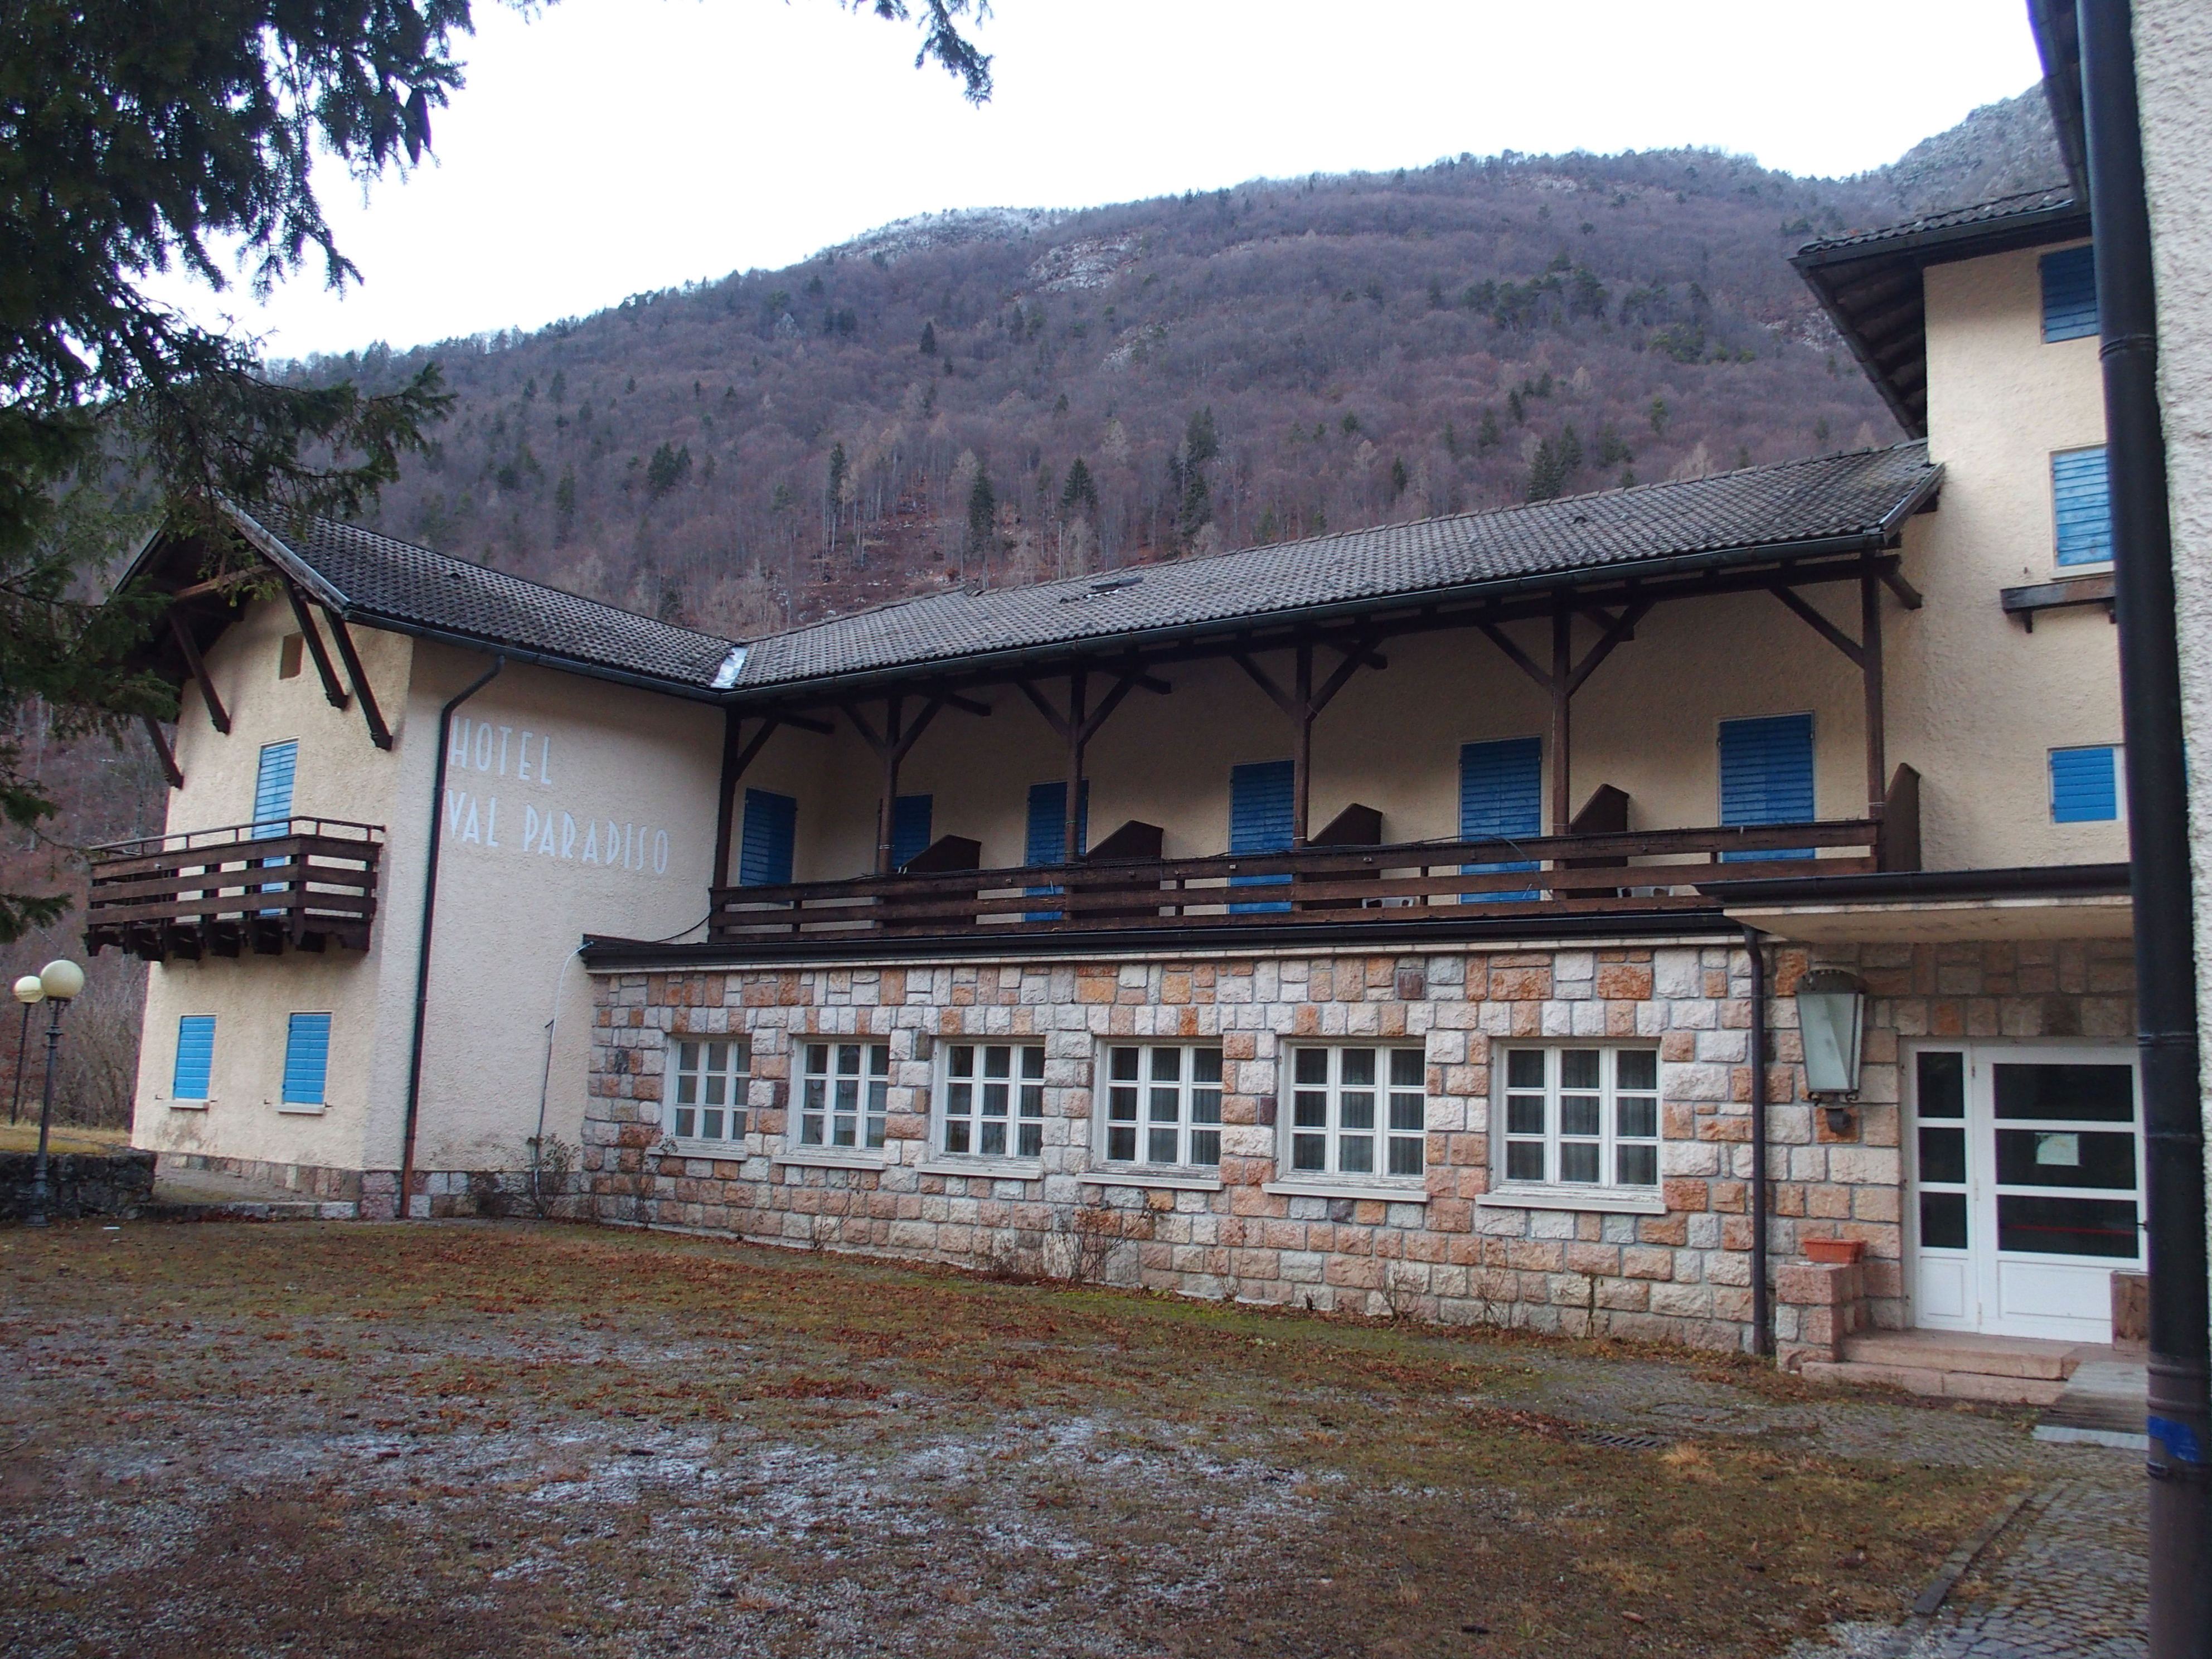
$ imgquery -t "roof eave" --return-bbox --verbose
[726,478,1941,707]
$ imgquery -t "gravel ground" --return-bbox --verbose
[0,1220,2141,1658]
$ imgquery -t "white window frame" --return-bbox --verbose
[666,1034,750,1151]
[1095,1041,1225,1173]
[796,1040,889,1152]
[1268,1045,1428,1194]
[1485,1045,1663,1212]
[935,1040,1047,1163]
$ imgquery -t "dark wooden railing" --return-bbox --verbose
[709,819,1882,943]
[84,817,383,962]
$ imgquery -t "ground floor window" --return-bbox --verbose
[1103,1044,1224,1167]
[939,1042,1045,1157]
[1286,1046,1424,1177]
[172,1015,215,1102]
[281,1012,331,1109]
[800,1041,889,1149]
[1499,1046,1659,1189]
[670,1036,750,1146]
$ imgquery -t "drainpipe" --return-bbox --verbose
[1743,924,1773,1359]
[396,654,505,1219]
[2077,2,2212,1643]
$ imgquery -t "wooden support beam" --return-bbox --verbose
[1291,643,1314,846]
[321,610,392,750]
[1015,678,1069,741]
[1564,602,1651,697]
[1881,566,1925,610]
[1476,618,1554,693]
[140,715,183,790]
[1063,670,1087,865]
[1231,653,1297,718]
[1550,602,1573,837]
[775,711,836,735]
[1132,672,1173,694]
[168,617,229,734]
[1862,571,1886,823]
[875,695,902,875]
[1770,585,1865,667]
[279,577,350,711]
[711,713,784,886]
[940,690,993,717]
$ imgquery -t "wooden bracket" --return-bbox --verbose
[279,576,350,711]
[167,617,229,734]
[140,714,183,789]
[321,610,392,750]
[1771,586,1866,667]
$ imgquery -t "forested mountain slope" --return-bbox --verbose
[284,91,2064,639]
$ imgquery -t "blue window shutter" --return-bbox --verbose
[1023,781,1089,865]
[891,794,933,869]
[172,1016,215,1099]
[1229,760,1294,911]
[738,789,797,885]
[2040,245,2098,343]
[1460,737,1544,900]
[253,740,298,836]
[2053,448,2113,567]
[282,1013,331,1106]
[2050,746,2119,822]
[1719,714,1815,860]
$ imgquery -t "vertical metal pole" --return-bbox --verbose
[1550,601,1573,836]
[25,1000,62,1228]
[1063,668,1087,864]
[1743,925,1772,1359]
[1861,569,1887,822]
[1291,642,1313,848]
[9,999,30,1125]
[2077,3,2211,1647]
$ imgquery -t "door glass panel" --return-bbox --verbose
[1916,1051,1965,1117]
[1995,1128,2136,1189]
[1997,1194,2140,1258]
[1992,1063,2135,1122]
[1920,1190,1968,1249]
[1918,1126,1967,1185]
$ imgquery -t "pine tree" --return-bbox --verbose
[1390,457,1409,497]
[1507,389,1525,425]
[919,321,938,356]
[553,467,577,542]
[967,468,996,557]
[1059,456,1098,516]
[1477,408,1501,452]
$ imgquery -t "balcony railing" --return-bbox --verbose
[708,819,1884,944]
[84,817,384,962]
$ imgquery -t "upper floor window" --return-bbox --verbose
[670,1036,750,1146]
[1101,1042,1223,1168]
[1718,713,1813,860]
[278,633,305,680]
[2050,745,2123,824]
[799,1041,887,1150]
[1460,736,1543,900]
[172,1015,215,1104]
[282,1012,331,1110]
[1229,759,1294,911]
[2040,245,2098,343]
[739,789,797,885]
[254,740,298,835]
[1287,1045,1425,1179]
[1499,1046,1660,1191]
[940,1041,1045,1159]
[2052,448,2113,568]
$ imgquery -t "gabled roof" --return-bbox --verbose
[1792,188,2089,438]
[729,442,1942,696]
[134,502,743,699]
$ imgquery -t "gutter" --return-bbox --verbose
[396,653,505,1217]
[1696,862,2131,905]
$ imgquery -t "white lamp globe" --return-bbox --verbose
[38,959,85,1002]
[13,974,44,1005]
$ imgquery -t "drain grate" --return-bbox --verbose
[1575,1428,1676,1451]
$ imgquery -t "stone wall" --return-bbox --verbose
[0,1149,157,1222]
[582,935,2135,1355]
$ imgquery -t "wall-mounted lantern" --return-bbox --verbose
[1794,968,1866,1136]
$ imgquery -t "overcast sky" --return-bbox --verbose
[156,0,2048,362]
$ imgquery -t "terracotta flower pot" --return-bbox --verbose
[1803,1238,1865,1265]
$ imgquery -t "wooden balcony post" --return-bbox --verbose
[877,693,903,876]
[1861,569,1886,822]
[1550,601,1573,837]
[1291,642,1313,847]
[1064,668,1087,865]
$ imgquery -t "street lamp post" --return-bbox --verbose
[23,958,84,1229]
[9,975,43,1126]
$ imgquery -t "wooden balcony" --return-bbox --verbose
[84,818,383,963]
[708,819,1887,945]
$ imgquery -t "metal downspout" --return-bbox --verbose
[2077,2,2211,1648]
[1744,924,1773,1359]
[397,655,505,1218]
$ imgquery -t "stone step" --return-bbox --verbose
[1841,1329,2085,1382]
[1800,1358,2068,1406]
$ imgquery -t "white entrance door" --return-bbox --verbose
[1907,1042,2142,1342]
